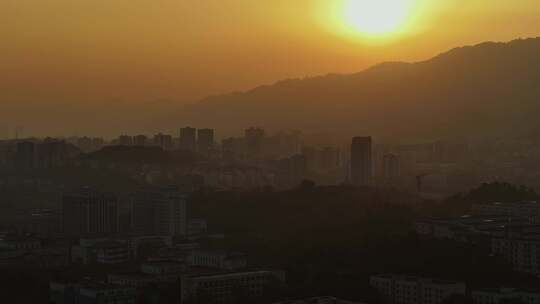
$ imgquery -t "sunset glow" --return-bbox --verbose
[2,0,540,136]
[343,0,413,36]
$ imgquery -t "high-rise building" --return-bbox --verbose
[133,135,147,146]
[36,139,71,169]
[382,153,400,183]
[197,128,214,154]
[153,133,173,150]
[118,135,133,146]
[16,141,36,170]
[222,137,245,161]
[62,188,119,236]
[131,185,187,237]
[179,127,197,151]
[370,274,466,304]
[350,136,372,186]
[91,137,105,149]
[76,137,94,153]
[303,146,341,173]
[263,131,302,159]
[245,127,265,158]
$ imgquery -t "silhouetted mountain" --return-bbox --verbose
[174,38,540,142]
[83,146,172,164]
[83,146,204,165]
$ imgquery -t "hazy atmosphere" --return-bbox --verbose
[5,2,540,303]
[3,0,540,137]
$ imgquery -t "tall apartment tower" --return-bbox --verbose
[133,135,147,146]
[153,133,173,150]
[118,135,133,146]
[131,185,187,237]
[197,129,214,154]
[383,153,400,183]
[180,127,197,151]
[350,136,372,186]
[62,188,119,236]
[16,141,36,170]
[245,127,265,158]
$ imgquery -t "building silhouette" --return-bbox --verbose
[37,139,71,169]
[76,136,94,152]
[180,127,197,151]
[245,127,265,158]
[222,137,244,161]
[118,135,133,146]
[131,185,187,237]
[382,153,400,183]
[351,136,372,186]
[133,135,147,146]
[62,188,119,236]
[197,128,214,154]
[16,141,36,170]
[153,133,173,150]
[370,274,466,304]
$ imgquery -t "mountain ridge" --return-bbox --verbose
[172,37,540,142]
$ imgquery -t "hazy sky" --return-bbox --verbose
[2,0,540,108]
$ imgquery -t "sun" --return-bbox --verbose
[344,0,412,36]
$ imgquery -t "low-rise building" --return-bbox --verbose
[95,241,130,264]
[0,236,41,251]
[181,269,285,304]
[273,296,364,304]
[370,274,466,304]
[108,273,160,288]
[472,288,540,304]
[72,238,130,265]
[141,261,187,275]
[491,232,540,274]
[108,262,187,287]
[187,250,247,270]
[473,201,540,224]
[188,218,208,236]
[415,216,531,242]
[25,247,70,269]
[50,281,136,304]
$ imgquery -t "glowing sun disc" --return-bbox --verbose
[344,0,412,35]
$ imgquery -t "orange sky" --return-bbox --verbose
[2,0,540,106]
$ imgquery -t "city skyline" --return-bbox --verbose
[4,2,540,303]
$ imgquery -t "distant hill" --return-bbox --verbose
[83,146,201,165]
[172,38,540,142]
[83,146,172,164]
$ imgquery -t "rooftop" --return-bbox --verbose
[371,274,464,286]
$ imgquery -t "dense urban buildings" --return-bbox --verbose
[472,288,540,304]
[62,188,119,236]
[118,135,134,146]
[187,250,247,270]
[133,134,148,146]
[153,133,174,150]
[4,129,540,304]
[370,274,466,304]
[180,269,286,303]
[273,297,364,304]
[6,3,540,302]
[50,281,136,304]
[492,232,540,274]
[131,185,187,237]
